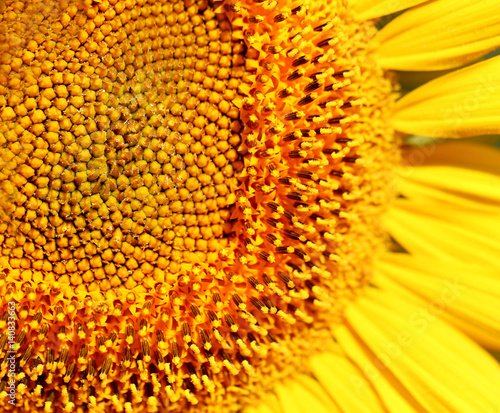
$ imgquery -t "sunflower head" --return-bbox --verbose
[0,0,402,411]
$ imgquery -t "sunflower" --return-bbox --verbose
[0,0,499,411]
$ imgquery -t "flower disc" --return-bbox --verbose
[0,0,398,411]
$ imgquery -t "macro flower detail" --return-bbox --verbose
[1,0,500,412]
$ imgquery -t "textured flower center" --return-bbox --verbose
[1,0,245,293]
[0,0,397,411]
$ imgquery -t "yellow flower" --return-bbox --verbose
[0,0,499,412]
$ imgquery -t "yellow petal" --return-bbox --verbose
[400,142,500,209]
[310,351,387,413]
[293,375,342,413]
[390,143,500,263]
[402,141,500,175]
[386,199,500,265]
[392,56,500,138]
[273,383,305,413]
[398,165,500,212]
[244,403,280,413]
[243,393,283,413]
[376,0,500,71]
[274,375,342,413]
[350,0,428,21]
[345,287,500,412]
[378,253,500,349]
[335,325,423,413]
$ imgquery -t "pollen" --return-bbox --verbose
[0,0,397,412]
